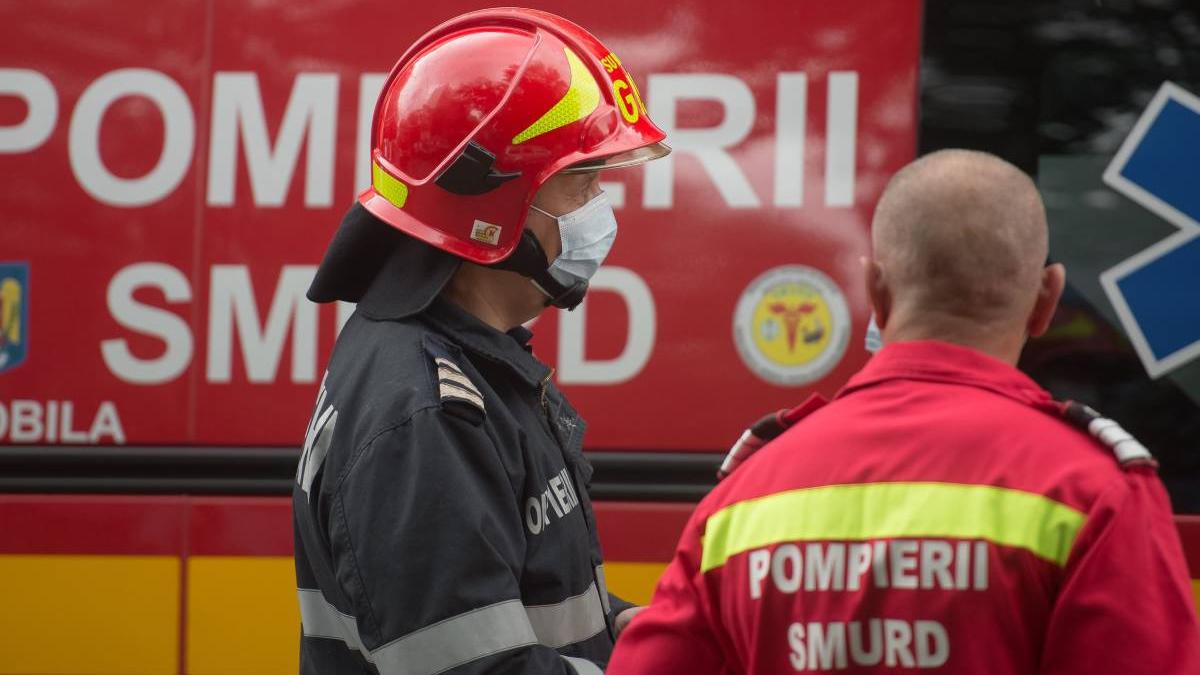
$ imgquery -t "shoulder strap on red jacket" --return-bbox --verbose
[717,394,829,480]
[1060,400,1157,469]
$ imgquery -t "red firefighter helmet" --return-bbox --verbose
[359,7,669,265]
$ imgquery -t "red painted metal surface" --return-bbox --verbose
[594,501,695,562]
[189,496,294,557]
[0,495,186,555]
[0,0,921,451]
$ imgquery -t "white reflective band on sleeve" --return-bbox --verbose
[563,655,605,675]
[1088,417,1152,463]
[298,589,538,675]
[298,588,363,646]
[525,581,607,648]
[373,600,539,675]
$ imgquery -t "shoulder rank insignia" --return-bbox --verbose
[435,357,486,424]
[718,394,829,480]
[1062,401,1156,469]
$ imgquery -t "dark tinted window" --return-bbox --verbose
[921,0,1200,512]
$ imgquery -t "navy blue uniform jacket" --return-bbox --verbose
[293,295,631,675]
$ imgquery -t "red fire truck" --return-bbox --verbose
[2,1,1198,672]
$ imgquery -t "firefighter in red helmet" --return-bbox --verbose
[293,8,669,674]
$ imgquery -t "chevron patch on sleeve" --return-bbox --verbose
[435,357,486,422]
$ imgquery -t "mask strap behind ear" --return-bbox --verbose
[529,204,555,220]
[492,229,587,310]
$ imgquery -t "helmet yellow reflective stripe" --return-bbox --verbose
[372,160,409,209]
[699,482,1086,573]
[512,47,600,145]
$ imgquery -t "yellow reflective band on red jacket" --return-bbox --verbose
[699,482,1086,573]
[512,47,600,145]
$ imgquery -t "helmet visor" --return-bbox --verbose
[559,142,672,174]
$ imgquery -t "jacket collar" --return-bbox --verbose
[422,297,551,389]
[837,340,1055,411]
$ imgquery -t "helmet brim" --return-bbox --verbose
[558,142,672,174]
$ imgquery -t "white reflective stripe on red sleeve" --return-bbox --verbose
[563,655,605,675]
[298,589,537,675]
[524,581,607,648]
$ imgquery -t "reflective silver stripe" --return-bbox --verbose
[594,564,612,615]
[373,600,538,675]
[564,656,604,675]
[299,585,605,673]
[525,581,607,648]
[298,589,538,675]
[298,589,363,647]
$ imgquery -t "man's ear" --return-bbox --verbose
[863,256,891,329]
[1028,263,1066,338]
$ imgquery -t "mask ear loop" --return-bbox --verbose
[529,204,556,220]
[491,229,588,310]
[497,195,611,310]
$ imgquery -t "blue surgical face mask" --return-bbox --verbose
[865,312,883,354]
[530,191,618,288]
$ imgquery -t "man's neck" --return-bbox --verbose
[439,265,541,332]
[883,312,1026,365]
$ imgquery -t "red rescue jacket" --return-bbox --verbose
[609,340,1200,674]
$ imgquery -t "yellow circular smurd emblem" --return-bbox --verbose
[733,266,850,385]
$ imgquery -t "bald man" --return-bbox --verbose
[609,150,1200,674]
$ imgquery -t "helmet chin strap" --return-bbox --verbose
[492,229,588,310]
